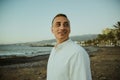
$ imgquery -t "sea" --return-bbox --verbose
[0,45,53,59]
[0,45,98,59]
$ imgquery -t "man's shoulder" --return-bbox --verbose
[69,40,88,54]
[66,40,84,53]
[69,40,82,49]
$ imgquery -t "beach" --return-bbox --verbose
[90,47,120,80]
[0,47,120,80]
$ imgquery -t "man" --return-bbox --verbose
[47,13,92,80]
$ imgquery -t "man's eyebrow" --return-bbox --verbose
[56,22,61,23]
[64,21,69,23]
[55,21,69,24]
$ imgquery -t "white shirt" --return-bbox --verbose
[47,39,92,80]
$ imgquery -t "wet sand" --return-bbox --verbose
[0,47,120,80]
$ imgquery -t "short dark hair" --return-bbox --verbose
[52,13,69,26]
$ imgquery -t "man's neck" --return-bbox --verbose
[56,38,69,46]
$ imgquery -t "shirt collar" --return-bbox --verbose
[54,39,72,50]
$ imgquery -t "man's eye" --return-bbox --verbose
[56,23,61,27]
[64,22,69,27]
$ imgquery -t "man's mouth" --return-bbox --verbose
[58,31,67,35]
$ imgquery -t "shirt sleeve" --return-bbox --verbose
[69,49,92,80]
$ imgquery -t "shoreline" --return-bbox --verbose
[0,46,98,66]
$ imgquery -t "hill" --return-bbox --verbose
[70,34,97,41]
[18,34,97,46]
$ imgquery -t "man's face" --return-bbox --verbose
[52,16,70,42]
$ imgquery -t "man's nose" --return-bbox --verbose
[60,25,65,29]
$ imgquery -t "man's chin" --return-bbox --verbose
[57,36,68,40]
[58,36,66,39]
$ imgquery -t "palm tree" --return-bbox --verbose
[106,31,115,44]
[96,34,107,45]
[113,21,120,46]
[114,21,120,29]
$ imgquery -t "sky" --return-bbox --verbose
[0,0,120,44]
